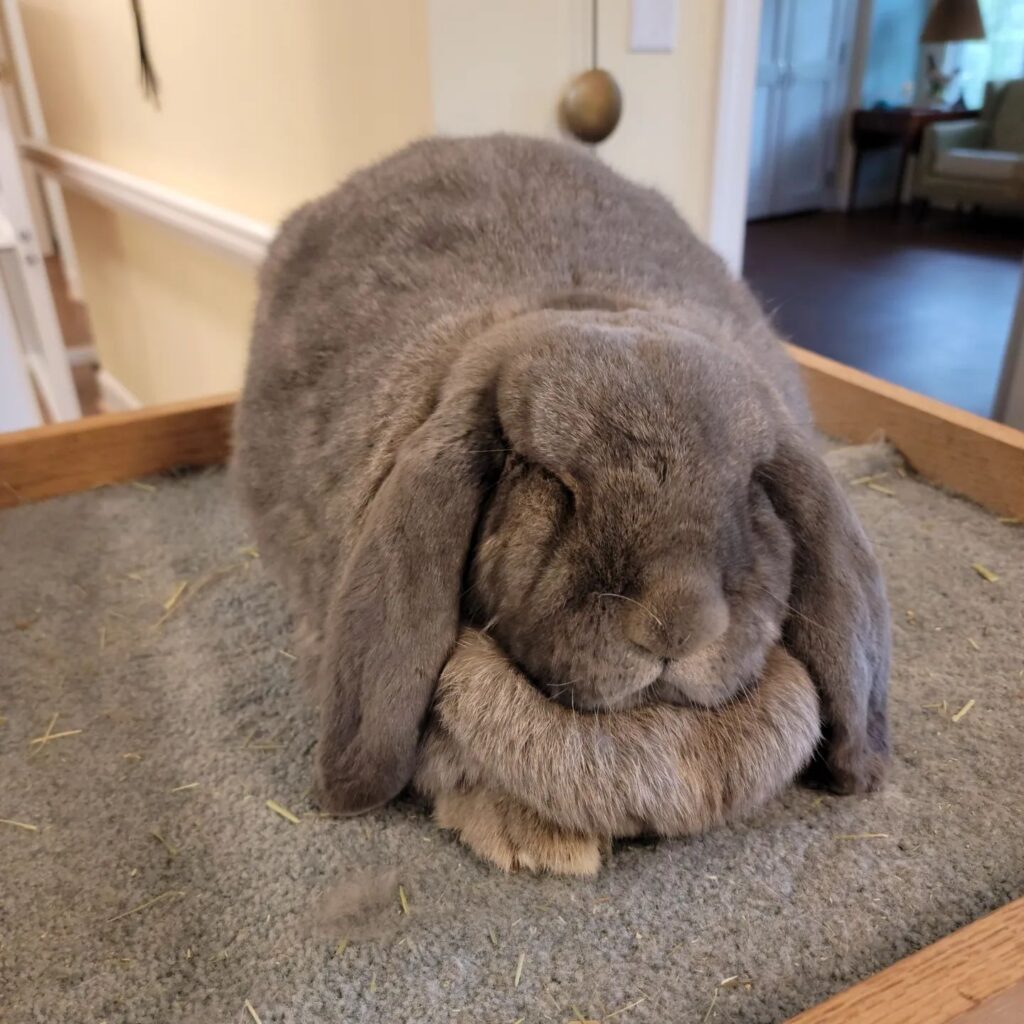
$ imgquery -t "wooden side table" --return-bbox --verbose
[849,106,980,214]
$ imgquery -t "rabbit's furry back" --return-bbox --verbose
[235,135,890,815]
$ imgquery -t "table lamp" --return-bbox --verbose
[920,0,987,107]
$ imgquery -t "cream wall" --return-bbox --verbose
[427,0,724,236]
[18,0,433,404]
[20,0,724,407]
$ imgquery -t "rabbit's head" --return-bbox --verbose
[316,307,890,814]
[466,309,793,713]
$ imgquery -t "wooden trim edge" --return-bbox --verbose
[2,350,1023,517]
[789,345,1024,517]
[787,897,1024,1024]
[0,392,236,509]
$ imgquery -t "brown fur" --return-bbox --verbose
[416,630,820,868]
[433,789,605,877]
[234,135,891,822]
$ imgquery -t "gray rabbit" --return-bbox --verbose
[235,135,890,868]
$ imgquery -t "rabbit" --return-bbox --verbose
[234,134,891,820]
[415,628,821,875]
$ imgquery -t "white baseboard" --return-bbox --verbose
[97,368,141,412]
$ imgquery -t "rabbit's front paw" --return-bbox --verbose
[434,788,603,876]
[804,714,889,795]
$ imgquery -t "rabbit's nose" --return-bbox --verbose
[622,579,729,661]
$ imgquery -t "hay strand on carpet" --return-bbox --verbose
[30,712,58,755]
[700,988,719,1023]
[604,996,647,1019]
[720,976,751,990]
[513,951,525,988]
[866,482,896,496]
[952,699,976,723]
[398,885,409,915]
[150,830,178,857]
[107,889,183,923]
[971,563,999,582]
[835,832,890,840]
[29,728,81,746]
[157,563,246,626]
[170,782,199,793]
[0,818,38,832]
[243,1000,263,1024]
[162,581,188,612]
[266,799,300,824]
[335,938,349,958]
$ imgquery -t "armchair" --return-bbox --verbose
[913,79,1024,213]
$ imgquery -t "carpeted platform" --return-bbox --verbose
[2,444,1022,1023]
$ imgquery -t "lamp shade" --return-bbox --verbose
[920,0,986,42]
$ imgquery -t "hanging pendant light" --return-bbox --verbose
[561,0,622,144]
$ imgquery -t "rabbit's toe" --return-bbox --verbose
[434,788,602,877]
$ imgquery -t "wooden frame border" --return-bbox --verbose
[0,391,233,508]
[788,898,1024,1023]
[790,346,1024,518]
[2,348,1022,516]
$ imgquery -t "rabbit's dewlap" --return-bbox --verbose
[416,629,820,846]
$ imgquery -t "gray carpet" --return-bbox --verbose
[2,444,1022,1024]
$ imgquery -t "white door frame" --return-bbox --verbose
[707,0,764,276]
[708,0,870,275]
[994,264,1024,430]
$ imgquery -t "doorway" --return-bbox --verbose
[714,0,1024,423]
[747,0,859,219]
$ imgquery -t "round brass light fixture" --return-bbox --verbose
[561,67,623,144]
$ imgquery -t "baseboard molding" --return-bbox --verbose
[96,369,142,413]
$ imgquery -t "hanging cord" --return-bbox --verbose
[131,0,160,108]
[591,0,598,69]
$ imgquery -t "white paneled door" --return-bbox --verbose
[747,0,857,220]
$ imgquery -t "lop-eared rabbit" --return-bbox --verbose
[235,135,889,874]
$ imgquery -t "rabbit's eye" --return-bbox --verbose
[539,466,577,517]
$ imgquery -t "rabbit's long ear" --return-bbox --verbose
[315,379,498,815]
[759,431,891,794]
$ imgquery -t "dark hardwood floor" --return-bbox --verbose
[743,208,1024,418]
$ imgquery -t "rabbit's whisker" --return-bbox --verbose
[596,593,665,629]
[748,582,839,639]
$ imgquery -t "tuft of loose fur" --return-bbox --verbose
[312,868,403,941]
